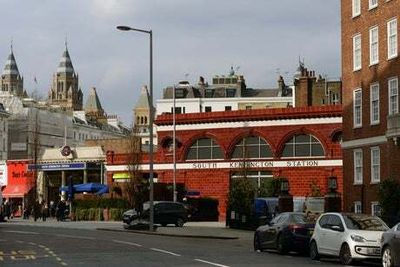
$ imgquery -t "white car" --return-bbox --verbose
[309,212,389,265]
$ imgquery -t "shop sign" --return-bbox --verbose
[106,159,341,172]
[28,162,86,171]
[192,160,320,169]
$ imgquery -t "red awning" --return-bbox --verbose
[2,184,34,198]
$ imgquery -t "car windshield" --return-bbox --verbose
[343,214,388,231]
[291,214,313,224]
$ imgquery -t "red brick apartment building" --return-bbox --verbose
[341,0,400,215]
[107,105,343,220]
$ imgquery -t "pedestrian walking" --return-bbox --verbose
[49,200,56,218]
[4,200,11,220]
[56,200,66,221]
[23,206,30,219]
[41,201,48,221]
[33,200,41,222]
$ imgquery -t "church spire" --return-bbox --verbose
[2,43,20,77]
[48,42,82,110]
[1,43,24,97]
[57,41,75,75]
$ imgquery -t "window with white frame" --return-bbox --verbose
[353,34,362,70]
[370,26,379,65]
[371,147,380,183]
[370,83,380,124]
[388,18,398,59]
[354,201,362,214]
[352,0,361,17]
[371,202,381,216]
[354,89,362,127]
[369,0,378,9]
[354,149,363,184]
[389,77,398,115]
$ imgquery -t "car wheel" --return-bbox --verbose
[254,233,263,252]
[339,243,353,265]
[309,241,320,260]
[175,218,184,227]
[382,246,394,267]
[276,234,289,255]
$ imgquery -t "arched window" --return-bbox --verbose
[231,136,272,159]
[141,117,144,124]
[186,138,223,160]
[282,134,324,157]
[144,117,148,124]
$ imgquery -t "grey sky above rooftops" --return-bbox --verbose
[0,0,340,125]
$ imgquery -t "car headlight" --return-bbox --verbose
[351,234,366,243]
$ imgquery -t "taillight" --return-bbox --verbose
[289,224,302,233]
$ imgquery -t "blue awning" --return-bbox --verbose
[60,183,109,195]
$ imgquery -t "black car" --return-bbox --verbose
[123,201,188,228]
[381,222,400,267]
[254,212,315,254]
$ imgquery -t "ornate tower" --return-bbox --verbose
[134,86,150,132]
[85,87,107,124]
[48,43,83,110]
[133,86,154,145]
[1,45,24,97]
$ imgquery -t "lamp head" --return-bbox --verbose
[117,25,131,31]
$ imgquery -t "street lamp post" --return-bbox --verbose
[117,25,155,232]
[172,85,177,202]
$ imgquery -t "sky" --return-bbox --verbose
[0,0,341,125]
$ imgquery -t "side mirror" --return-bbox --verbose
[331,225,344,232]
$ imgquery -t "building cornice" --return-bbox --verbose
[155,105,342,126]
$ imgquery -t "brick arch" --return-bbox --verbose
[276,127,328,158]
[226,129,276,159]
[181,131,226,161]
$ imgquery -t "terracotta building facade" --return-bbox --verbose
[106,105,343,220]
[341,0,400,215]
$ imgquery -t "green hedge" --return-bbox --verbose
[109,208,124,221]
[73,198,129,209]
[73,207,125,221]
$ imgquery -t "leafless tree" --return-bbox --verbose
[124,127,146,210]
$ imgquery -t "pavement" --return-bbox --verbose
[0,217,253,240]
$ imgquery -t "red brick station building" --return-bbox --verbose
[106,105,343,220]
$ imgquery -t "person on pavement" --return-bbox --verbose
[33,200,41,222]
[41,201,48,221]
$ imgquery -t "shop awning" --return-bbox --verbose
[113,173,130,180]
[59,183,109,195]
[2,184,34,198]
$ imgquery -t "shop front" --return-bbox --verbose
[28,146,106,204]
[2,160,35,217]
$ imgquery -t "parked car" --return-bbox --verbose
[254,212,315,254]
[309,212,389,265]
[122,201,188,228]
[381,222,400,267]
